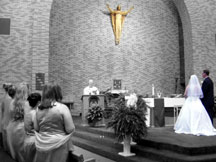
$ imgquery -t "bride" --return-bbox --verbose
[174,75,216,136]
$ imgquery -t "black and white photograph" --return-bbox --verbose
[0,0,216,162]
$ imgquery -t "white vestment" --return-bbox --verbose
[83,86,99,95]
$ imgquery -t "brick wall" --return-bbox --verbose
[174,0,216,84]
[0,0,52,96]
[185,0,216,81]
[49,0,182,113]
[1,0,216,115]
[173,0,193,83]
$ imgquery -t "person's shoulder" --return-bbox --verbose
[29,108,36,114]
[56,102,70,115]
[56,102,68,110]
[84,86,89,90]
[25,100,30,106]
[9,99,14,106]
[208,77,213,81]
[203,77,209,82]
[24,101,31,112]
[5,95,12,102]
[25,109,36,119]
[205,77,213,83]
[9,99,15,111]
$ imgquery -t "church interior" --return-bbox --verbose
[1,0,216,162]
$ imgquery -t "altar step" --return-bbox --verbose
[73,125,216,162]
[73,133,155,162]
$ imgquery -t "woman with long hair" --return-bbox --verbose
[7,82,29,162]
[34,83,75,162]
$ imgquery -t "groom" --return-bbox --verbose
[201,69,215,124]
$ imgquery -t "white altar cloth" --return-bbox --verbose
[143,98,185,127]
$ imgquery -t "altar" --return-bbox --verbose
[144,97,185,127]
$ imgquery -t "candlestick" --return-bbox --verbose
[152,84,155,97]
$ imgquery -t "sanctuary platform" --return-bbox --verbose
[72,116,216,162]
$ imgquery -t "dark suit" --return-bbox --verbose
[201,77,214,123]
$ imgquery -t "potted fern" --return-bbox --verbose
[107,93,148,156]
[86,105,104,127]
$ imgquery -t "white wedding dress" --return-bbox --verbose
[174,75,216,136]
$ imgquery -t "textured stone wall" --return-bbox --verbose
[49,0,181,113]
[1,0,216,115]
[173,0,193,83]
[174,0,216,84]
[0,0,52,96]
[184,0,216,81]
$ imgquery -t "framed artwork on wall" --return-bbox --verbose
[0,18,10,35]
[113,79,122,90]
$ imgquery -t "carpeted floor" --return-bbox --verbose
[0,133,114,162]
[74,146,115,162]
[0,147,16,162]
[72,116,216,162]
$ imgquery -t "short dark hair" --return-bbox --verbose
[3,83,12,92]
[28,93,41,108]
[8,85,16,99]
[203,69,210,76]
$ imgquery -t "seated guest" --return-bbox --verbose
[24,92,41,162]
[83,79,99,95]
[1,83,15,151]
[7,83,29,162]
[34,83,75,162]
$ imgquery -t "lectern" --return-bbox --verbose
[81,95,105,126]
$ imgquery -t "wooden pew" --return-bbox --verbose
[0,133,3,147]
[67,151,96,162]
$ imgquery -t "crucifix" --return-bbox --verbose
[106,4,134,45]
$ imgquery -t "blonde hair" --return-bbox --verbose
[13,83,28,121]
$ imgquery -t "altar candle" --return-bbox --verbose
[152,84,155,97]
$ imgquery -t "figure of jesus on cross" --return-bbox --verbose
[106,4,134,45]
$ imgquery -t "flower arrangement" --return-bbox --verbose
[86,105,104,124]
[107,93,148,142]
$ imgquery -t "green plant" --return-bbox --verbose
[107,94,148,142]
[86,105,104,124]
